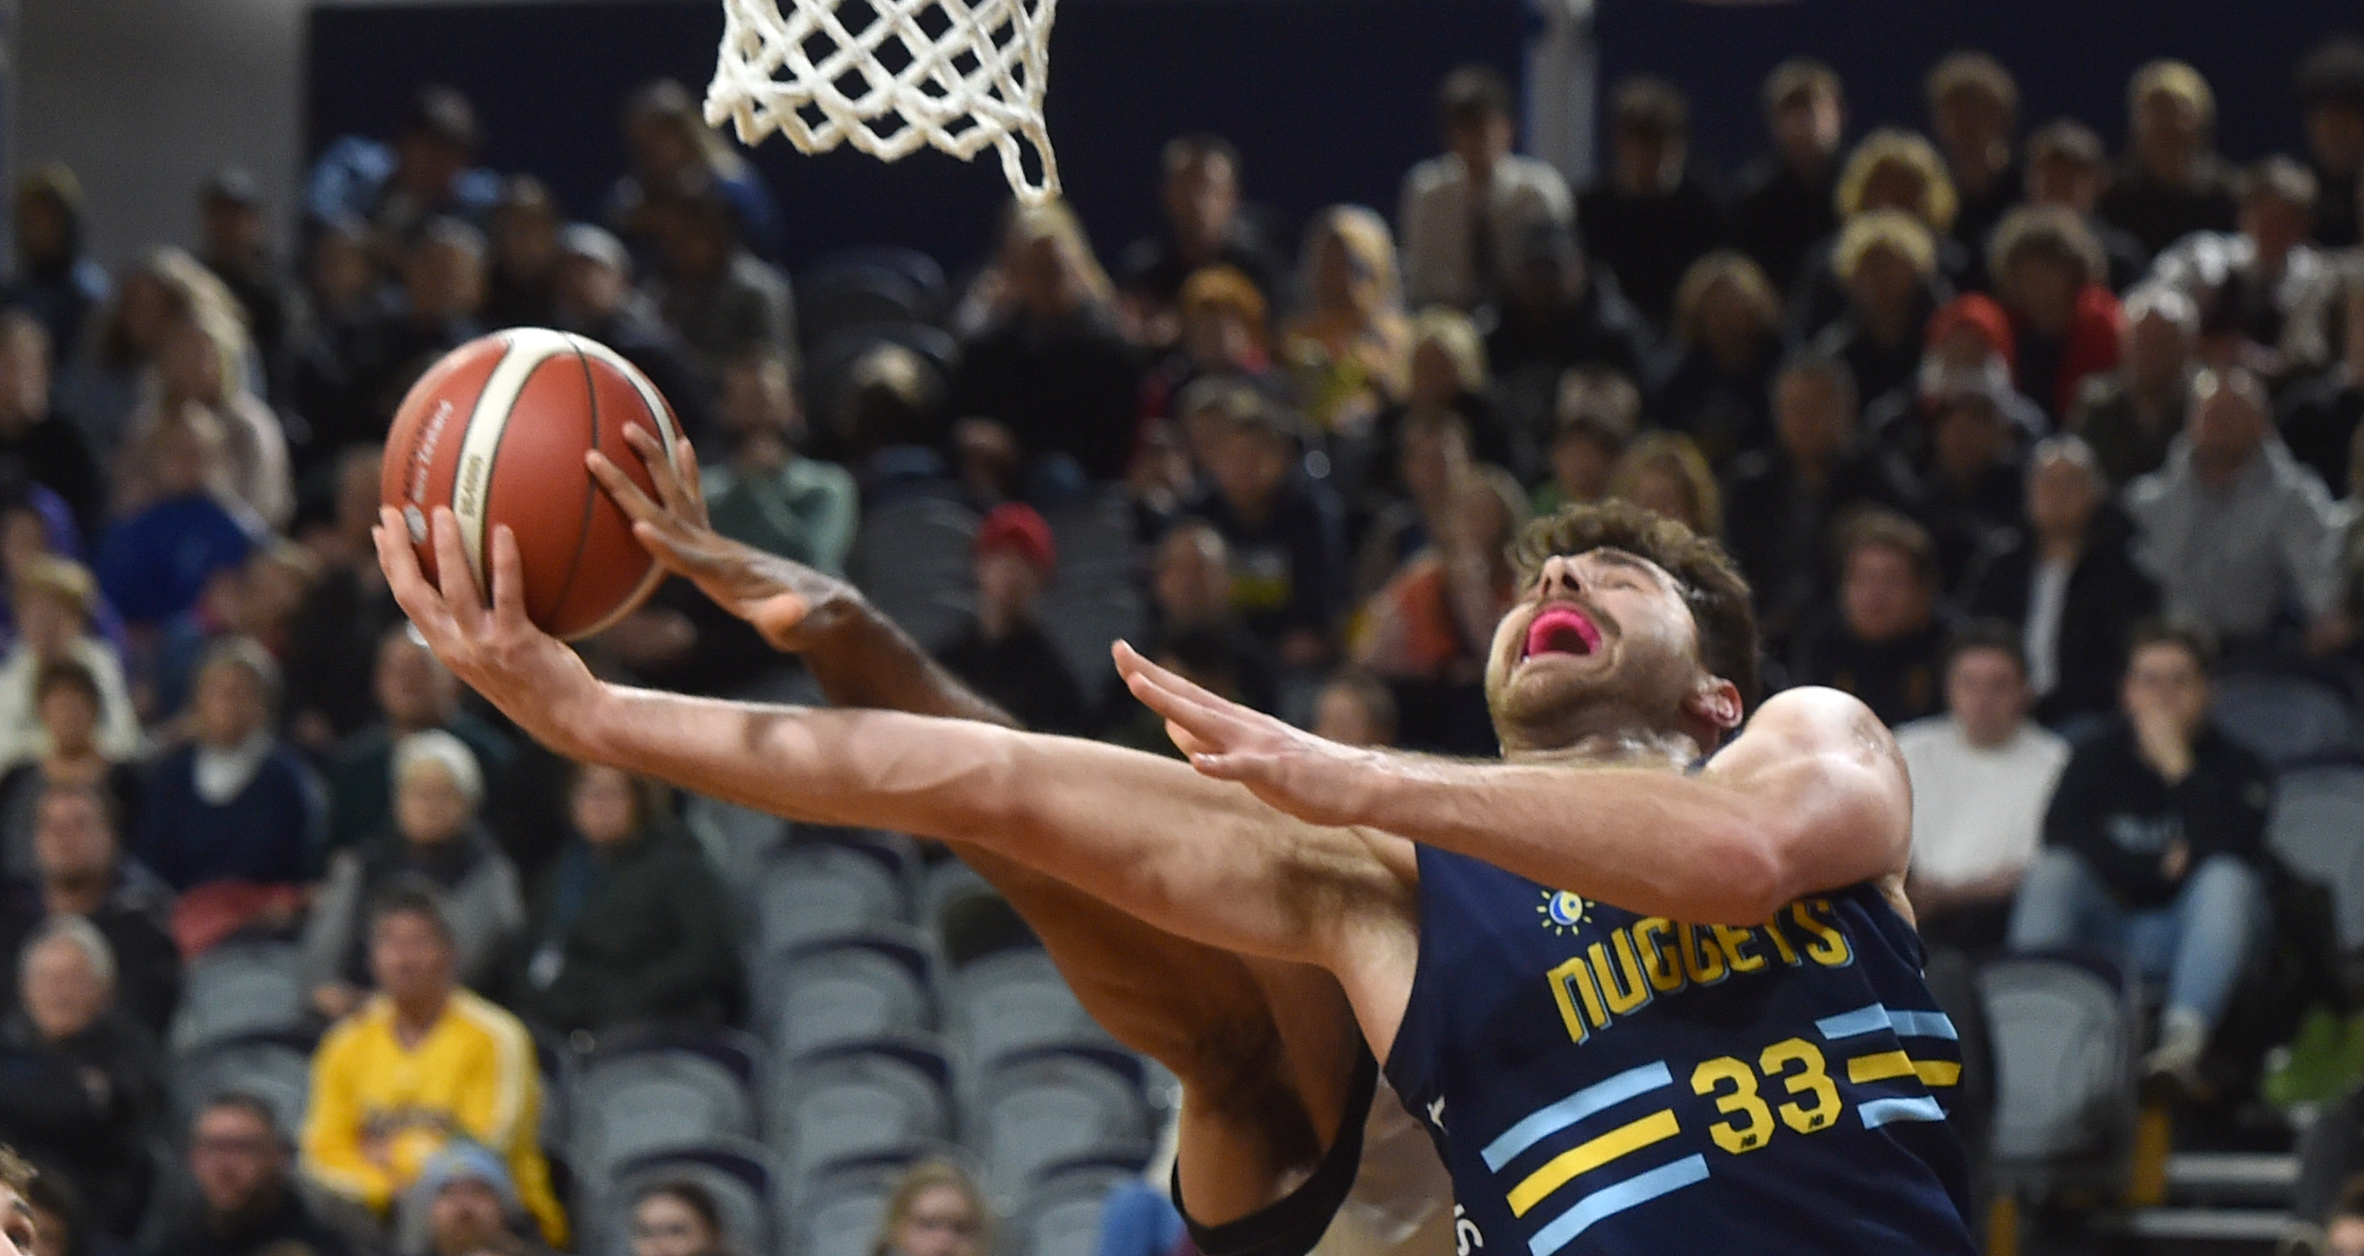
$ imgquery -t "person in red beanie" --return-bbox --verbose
[1987,205,2124,421]
[933,503,1091,734]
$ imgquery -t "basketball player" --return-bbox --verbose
[379,480,1975,1253]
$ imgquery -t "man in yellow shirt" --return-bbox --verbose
[299,880,566,1248]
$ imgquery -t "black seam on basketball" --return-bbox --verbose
[548,339,603,634]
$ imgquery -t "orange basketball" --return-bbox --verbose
[381,328,682,640]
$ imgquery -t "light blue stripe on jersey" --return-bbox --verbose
[1889,1010,1958,1040]
[1860,1095,1948,1128]
[1482,1061,1675,1171]
[1816,1003,1891,1040]
[1525,1154,1711,1256]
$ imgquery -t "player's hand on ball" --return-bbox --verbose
[587,425,859,652]
[1115,640,1379,828]
[374,505,606,754]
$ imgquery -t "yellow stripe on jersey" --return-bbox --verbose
[1507,1109,1683,1217]
[1913,1059,1962,1087]
[1848,1051,1914,1083]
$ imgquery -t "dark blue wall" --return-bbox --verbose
[306,0,1531,273]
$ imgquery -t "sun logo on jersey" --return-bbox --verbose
[1536,890,1591,936]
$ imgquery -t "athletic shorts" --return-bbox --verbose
[1171,1045,1382,1256]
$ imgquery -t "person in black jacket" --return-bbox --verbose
[148,1093,353,1256]
[2007,620,2273,1083]
[1963,435,2160,728]
[0,781,178,1040]
[1790,508,1953,726]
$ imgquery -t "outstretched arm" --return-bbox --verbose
[1120,643,1910,925]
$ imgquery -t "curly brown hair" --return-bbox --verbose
[1509,501,1761,708]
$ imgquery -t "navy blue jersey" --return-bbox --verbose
[1384,846,1976,1256]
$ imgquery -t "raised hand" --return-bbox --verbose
[1114,640,1382,828]
[586,425,861,652]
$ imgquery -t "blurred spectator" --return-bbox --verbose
[628,1180,732,1256]
[1354,402,1468,616]
[283,447,405,749]
[0,558,139,769]
[63,248,246,467]
[1792,509,1950,726]
[950,203,1142,486]
[1398,65,1573,311]
[2296,36,2364,248]
[1811,209,1942,407]
[195,169,296,397]
[936,503,1089,735]
[2126,367,2348,655]
[300,882,566,1249]
[149,1092,352,1256]
[2150,156,2337,375]
[289,218,387,467]
[549,223,713,451]
[21,1172,109,1256]
[118,293,293,531]
[3,168,108,370]
[400,1142,556,1256]
[1724,351,1903,651]
[2023,118,2150,292]
[0,478,116,653]
[1578,77,1726,330]
[0,916,164,1232]
[147,540,315,726]
[1481,226,1651,459]
[305,85,499,255]
[1137,518,1277,715]
[1190,390,1346,672]
[353,218,487,433]
[2100,61,2238,261]
[1282,207,1410,447]
[1901,373,2027,589]
[1310,670,1399,751]
[606,79,785,265]
[2008,621,2272,1083]
[1863,291,2042,476]
[871,1160,989,1256]
[0,783,175,1049]
[824,341,948,481]
[1532,367,1639,516]
[1379,308,1501,500]
[480,177,561,330]
[509,764,742,1036]
[329,628,512,854]
[306,730,525,1021]
[0,660,144,891]
[1791,128,1965,340]
[1353,467,1526,686]
[700,347,857,572]
[2069,284,2199,486]
[1965,435,2160,726]
[1140,265,1277,430]
[1117,135,1285,344]
[1988,204,2123,420]
[1897,623,2069,952]
[137,638,324,898]
[2286,277,2364,496]
[645,183,797,402]
[1732,59,1848,294]
[1655,251,1784,465]
[0,312,102,539]
[1927,52,2023,258]
[1606,432,1721,539]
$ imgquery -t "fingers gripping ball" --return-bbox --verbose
[382,329,684,639]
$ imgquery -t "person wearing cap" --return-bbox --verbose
[2100,60,2239,262]
[551,220,712,450]
[2,164,110,367]
[935,503,1089,735]
[400,1142,556,1256]
[0,555,140,770]
[196,167,296,395]
[302,881,565,1249]
[1186,387,1347,674]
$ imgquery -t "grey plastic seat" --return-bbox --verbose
[763,928,936,1055]
[773,1038,954,1191]
[753,840,911,957]
[599,1138,778,1256]
[970,1045,1151,1197]
[169,940,307,1054]
[686,794,793,925]
[570,1030,762,1185]
[944,950,1108,1073]
[2271,765,2364,947]
[1014,1158,1145,1256]
[1039,488,1146,693]
[2213,673,2360,767]
[792,1154,928,1256]
[1979,954,2135,1180]
[847,497,979,652]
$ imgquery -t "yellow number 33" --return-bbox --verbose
[1690,1038,1843,1154]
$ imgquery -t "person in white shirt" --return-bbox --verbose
[1897,621,2071,952]
[1397,65,1574,312]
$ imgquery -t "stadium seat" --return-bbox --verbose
[792,1152,940,1256]
[2211,672,2360,768]
[797,262,932,347]
[761,927,938,1055]
[1038,486,1146,694]
[808,246,949,315]
[1979,953,2138,1192]
[751,837,912,956]
[943,949,1109,1074]
[772,1037,955,1191]
[168,940,308,1055]
[686,793,793,925]
[598,1137,779,1256]
[169,1027,316,1133]
[569,1026,764,1186]
[969,1044,1152,1197]
[1013,1155,1151,1256]
[847,494,980,653]
[2270,764,2364,949]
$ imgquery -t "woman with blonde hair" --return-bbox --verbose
[1281,206,1411,441]
[1791,129,1967,338]
[59,247,257,462]
[1813,209,1943,405]
[1608,430,1723,538]
[113,277,293,529]
[1655,250,1783,464]
[2101,59,2237,258]
[871,1159,993,1256]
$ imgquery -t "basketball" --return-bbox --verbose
[380,327,684,640]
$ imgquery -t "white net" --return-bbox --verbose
[704,0,1061,205]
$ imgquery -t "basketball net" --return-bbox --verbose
[704,0,1061,205]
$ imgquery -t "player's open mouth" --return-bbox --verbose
[1522,605,1603,660]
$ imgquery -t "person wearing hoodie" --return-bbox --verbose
[2,168,109,368]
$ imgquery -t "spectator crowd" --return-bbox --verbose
[3,27,2364,1256]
